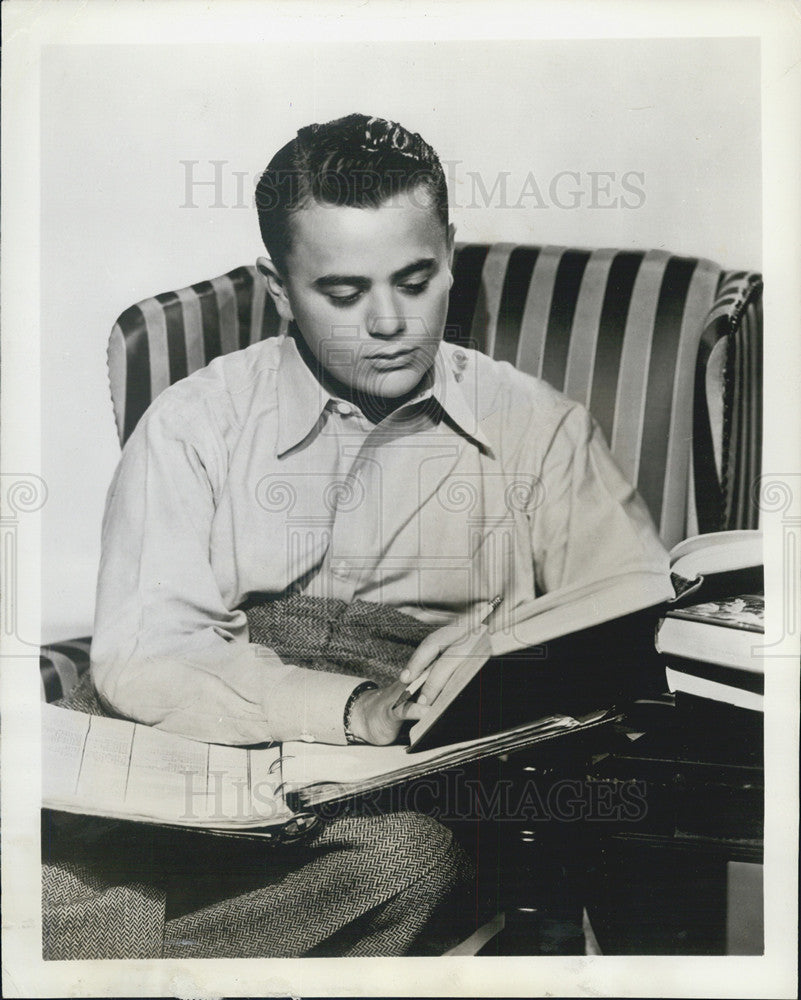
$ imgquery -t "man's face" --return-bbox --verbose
[273,187,453,403]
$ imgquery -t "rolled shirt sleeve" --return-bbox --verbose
[90,396,366,746]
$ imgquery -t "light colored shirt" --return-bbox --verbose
[91,334,670,746]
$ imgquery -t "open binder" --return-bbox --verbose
[41,702,620,833]
[42,562,687,833]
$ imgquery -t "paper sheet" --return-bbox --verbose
[41,704,290,828]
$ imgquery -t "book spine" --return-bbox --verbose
[664,656,764,694]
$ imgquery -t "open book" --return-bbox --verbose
[665,529,763,602]
[42,704,294,833]
[43,562,680,829]
[42,702,615,831]
[406,565,674,750]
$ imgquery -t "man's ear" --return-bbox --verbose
[256,256,295,322]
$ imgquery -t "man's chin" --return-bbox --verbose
[352,367,430,402]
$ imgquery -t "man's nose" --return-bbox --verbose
[366,289,407,338]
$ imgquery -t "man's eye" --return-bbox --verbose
[327,291,362,307]
[399,281,429,296]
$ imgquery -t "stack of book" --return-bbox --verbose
[590,531,764,860]
[657,530,764,716]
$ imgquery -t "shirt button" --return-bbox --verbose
[333,561,349,578]
[334,401,352,416]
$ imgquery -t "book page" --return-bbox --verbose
[488,569,673,656]
[74,713,135,809]
[281,742,418,791]
[669,529,763,578]
[41,706,289,828]
[124,721,209,820]
[281,713,581,790]
[41,704,90,804]
[202,742,249,826]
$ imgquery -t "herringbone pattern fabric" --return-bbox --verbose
[244,593,437,685]
[162,809,470,958]
[42,596,473,959]
[42,844,165,960]
[43,781,472,960]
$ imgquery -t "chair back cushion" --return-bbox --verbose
[108,266,285,444]
[107,246,762,549]
[446,245,723,549]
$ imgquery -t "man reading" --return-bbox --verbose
[51,113,670,958]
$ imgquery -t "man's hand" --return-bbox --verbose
[346,683,427,746]
[400,620,492,706]
[346,622,493,745]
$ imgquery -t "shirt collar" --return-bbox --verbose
[275,334,335,456]
[429,342,493,453]
[275,333,492,456]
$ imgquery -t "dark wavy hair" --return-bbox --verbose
[256,113,449,274]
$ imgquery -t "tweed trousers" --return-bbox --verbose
[42,596,475,959]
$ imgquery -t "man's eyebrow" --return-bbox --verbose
[392,258,438,281]
[313,274,370,290]
[312,258,438,289]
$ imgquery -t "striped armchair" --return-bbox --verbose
[42,244,763,701]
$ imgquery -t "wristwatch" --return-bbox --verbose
[343,681,378,744]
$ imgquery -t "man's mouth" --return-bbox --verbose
[365,348,419,369]
[366,348,416,360]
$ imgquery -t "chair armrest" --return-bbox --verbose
[40,638,92,703]
[693,272,763,533]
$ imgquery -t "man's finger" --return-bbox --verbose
[399,630,453,682]
[393,701,426,722]
[399,620,473,683]
[417,653,461,705]
[419,628,491,704]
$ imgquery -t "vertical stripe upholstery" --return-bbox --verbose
[693,272,763,533]
[722,283,763,530]
[480,245,518,357]
[154,291,189,385]
[445,245,490,352]
[637,257,714,543]
[542,249,593,393]
[514,248,567,377]
[445,245,732,549]
[109,266,280,445]
[211,273,240,357]
[40,638,92,703]
[114,304,152,443]
[107,249,762,548]
[494,247,541,365]
[590,251,645,439]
